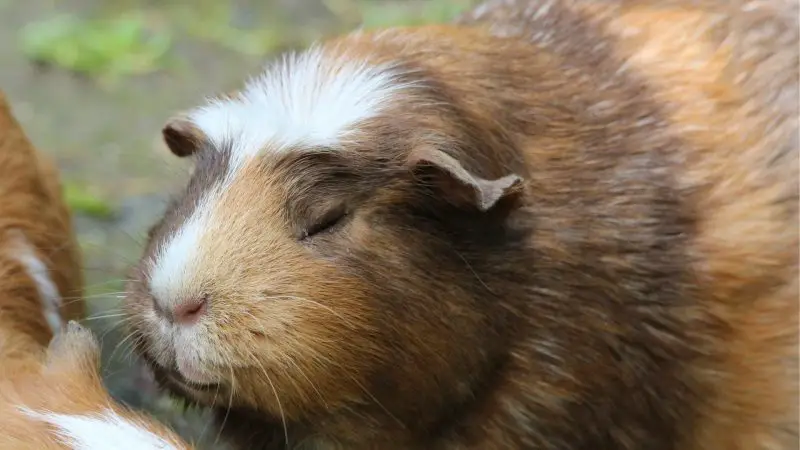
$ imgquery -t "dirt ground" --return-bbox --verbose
[0,0,470,447]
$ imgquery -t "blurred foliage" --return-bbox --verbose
[18,0,473,80]
[355,0,472,28]
[322,0,472,28]
[63,180,116,219]
[19,12,172,82]
[165,3,289,56]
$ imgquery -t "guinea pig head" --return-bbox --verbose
[124,45,527,426]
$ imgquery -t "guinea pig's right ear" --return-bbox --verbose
[44,320,101,375]
[407,145,524,212]
[162,114,207,158]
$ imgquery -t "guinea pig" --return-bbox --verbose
[0,321,193,450]
[0,92,190,450]
[0,90,84,358]
[124,0,799,449]
[0,91,192,450]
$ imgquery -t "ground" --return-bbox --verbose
[0,0,472,447]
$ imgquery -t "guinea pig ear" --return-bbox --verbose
[407,146,524,212]
[162,114,207,158]
[44,320,101,375]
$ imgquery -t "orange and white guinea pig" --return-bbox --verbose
[0,322,192,450]
[0,92,191,450]
[0,90,84,360]
[124,0,799,449]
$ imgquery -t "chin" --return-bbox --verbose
[131,335,221,407]
[137,342,288,449]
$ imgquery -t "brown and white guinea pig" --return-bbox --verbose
[124,0,799,449]
[0,91,192,450]
[0,322,193,450]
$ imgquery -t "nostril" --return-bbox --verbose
[173,296,208,325]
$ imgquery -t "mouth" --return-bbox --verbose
[165,371,220,393]
[139,351,222,400]
[159,366,227,405]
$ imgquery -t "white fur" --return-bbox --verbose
[189,45,409,174]
[148,189,218,309]
[150,45,411,308]
[21,408,180,450]
[5,230,62,334]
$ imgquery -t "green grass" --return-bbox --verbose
[19,12,172,81]
[63,181,116,219]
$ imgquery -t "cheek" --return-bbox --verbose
[205,300,292,365]
[256,275,378,362]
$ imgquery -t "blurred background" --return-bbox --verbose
[0,0,473,447]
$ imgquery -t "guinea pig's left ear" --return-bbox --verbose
[407,146,524,212]
[162,114,207,158]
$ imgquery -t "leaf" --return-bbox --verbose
[19,12,172,80]
[63,181,116,219]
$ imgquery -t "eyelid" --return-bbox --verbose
[300,206,348,240]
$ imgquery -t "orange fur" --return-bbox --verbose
[0,92,191,449]
[0,90,84,365]
[0,322,192,450]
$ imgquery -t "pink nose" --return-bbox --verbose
[172,297,208,325]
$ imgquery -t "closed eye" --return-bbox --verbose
[301,208,348,240]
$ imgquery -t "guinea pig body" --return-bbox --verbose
[0,322,193,450]
[0,92,191,450]
[125,1,798,449]
[0,90,84,361]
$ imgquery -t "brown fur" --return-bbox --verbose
[0,92,191,449]
[0,91,84,362]
[126,1,798,449]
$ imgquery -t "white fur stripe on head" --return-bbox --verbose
[4,230,63,334]
[21,407,181,450]
[148,45,412,306]
[148,187,220,308]
[189,45,410,173]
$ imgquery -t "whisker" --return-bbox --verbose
[82,312,129,322]
[250,349,290,449]
[198,376,223,444]
[287,334,405,430]
[263,295,358,330]
[106,328,140,369]
[67,291,129,302]
[242,311,329,410]
[214,363,236,447]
